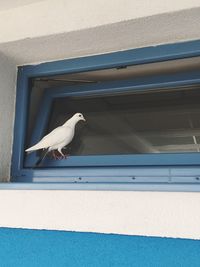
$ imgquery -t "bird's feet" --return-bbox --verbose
[52,151,61,160]
[58,154,70,160]
[56,155,69,160]
[51,151,69,160]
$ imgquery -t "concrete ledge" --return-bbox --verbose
[0,8,200,65]
[0,0,199,43]
[0,190,200,239]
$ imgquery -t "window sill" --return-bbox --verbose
[1,182,200,191]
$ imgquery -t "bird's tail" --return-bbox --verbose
[25,144,42,152]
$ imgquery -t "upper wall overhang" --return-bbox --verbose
[0,1,200,65]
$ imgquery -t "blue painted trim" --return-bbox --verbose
[12,68,29,177]
[22,39,200,77]
[25,71,200,167]
[1,182,200,191]
[11,39,200,190]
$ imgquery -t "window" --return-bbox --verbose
[11,40,200,190]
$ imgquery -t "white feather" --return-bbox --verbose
[26,126,73,152]
[25,113,85,153]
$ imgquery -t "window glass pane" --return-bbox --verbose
[26,56,200,145]
[45,86,200,156]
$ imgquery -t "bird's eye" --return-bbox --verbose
[79,114,82,117]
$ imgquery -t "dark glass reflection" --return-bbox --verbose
[46,87,200,156]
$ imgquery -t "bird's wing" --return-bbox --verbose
[26,126,72,152]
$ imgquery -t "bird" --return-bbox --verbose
[25,113,86,165]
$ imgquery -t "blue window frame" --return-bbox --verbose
[11,40,200,191]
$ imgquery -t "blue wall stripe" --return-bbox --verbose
[0,228,199,267]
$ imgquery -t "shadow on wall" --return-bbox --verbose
[0,52,16,182]
[0,228,200,267]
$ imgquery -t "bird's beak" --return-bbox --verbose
[82,117,86,122]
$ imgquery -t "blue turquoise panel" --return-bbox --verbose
[0,228,200,267]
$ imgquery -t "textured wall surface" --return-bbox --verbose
[0,0,199,43]
[0,228,200,267]
[0,190,200,240]
[0,53,16,181]
[1,7,200,65]
[0,0,45,11]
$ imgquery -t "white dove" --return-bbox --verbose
[26,113,86,162]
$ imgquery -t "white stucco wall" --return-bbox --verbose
[1,5,200,65]
[0,0,200,239]
[0,0,200,44]
[0,53,16,182]
[0,190,200,240]
[0,0,45,11]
